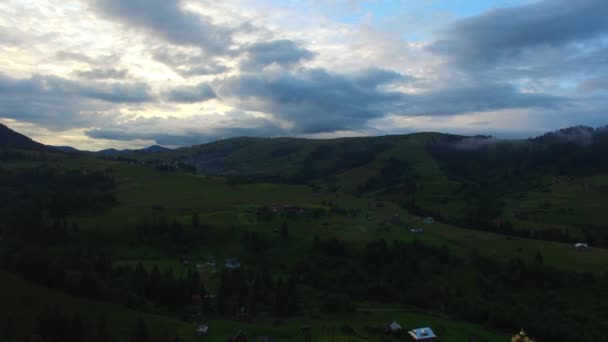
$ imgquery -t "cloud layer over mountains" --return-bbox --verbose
[0,0,607,149]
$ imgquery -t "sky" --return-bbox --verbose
[0,0,607,150]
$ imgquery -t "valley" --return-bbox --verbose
[1,124,608,342]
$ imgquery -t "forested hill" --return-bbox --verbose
[131,125,608,246]
[133,125,608,180]
[0,123,47,150]
[2,123,608,245]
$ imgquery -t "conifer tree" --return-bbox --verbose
[130,318,149,342]
[535,250,544,265]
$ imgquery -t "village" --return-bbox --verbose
[172,205,549,342]
[163,198,587,341]
[193,316,442,341]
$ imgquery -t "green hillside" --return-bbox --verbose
[2,125,608,342]
[0,271,510,342]
[0,271,188,341]
[130,127,608,246]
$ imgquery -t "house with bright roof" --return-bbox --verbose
[225,257,241,269]
[511,329,535,342]
[195,324,208,336]
[409,327,438,341]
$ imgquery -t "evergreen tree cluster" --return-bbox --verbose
[216,268,300,318]
[295,237,608,342]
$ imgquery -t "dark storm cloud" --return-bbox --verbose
[418,0,607,134]
[0,73,152,129]
[352,68,411,88]
[164,83,216,103]
[152,49,230,77]
[176,63,230,77]
[151,39,315,77]
[240,40,316,70]
[404,83,564,116]
[485,44,608,81]
[88,0,234,56]
[429,0,608,67]
[217,68,408,133]
[79,83,152,103]
[0,74,152,103]
[74,68,130,79]
[84,112,284,146]
[216,67,564,134]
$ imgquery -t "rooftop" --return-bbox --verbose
[409,327,437,340]
[388,321,402,331]
[196,324,208,335]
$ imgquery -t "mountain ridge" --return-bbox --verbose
[0,123,48,150]
[96,144,172,155]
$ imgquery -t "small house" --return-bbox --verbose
[511,329,535,342]
[574,243,589,250]
[226,257,241,269]
[409,327,438,341]
[230,330,247,342]
[388,321,402,332]
[195,324,209,336]
[423,217,435,224]
[237,305,250,322]
[410,228,424,233]
[386,321,403,336]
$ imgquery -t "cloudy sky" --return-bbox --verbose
[1,0,607,150]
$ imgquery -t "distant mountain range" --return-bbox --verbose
[0,123,172,155]
[128,124,608,180]
[53,144,172,155]
[96,145,172,155]
[52,145,80,153]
